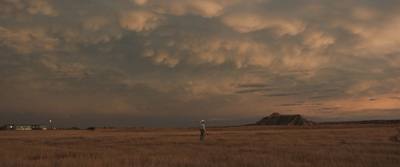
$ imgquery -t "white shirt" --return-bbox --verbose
[199,123,205,131]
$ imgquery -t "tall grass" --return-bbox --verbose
[0,125,399,167]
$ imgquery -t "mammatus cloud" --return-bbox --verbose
[120,10,164,32]
[0,0,59,21]
[1,0,400,127]
[220,11,306,35]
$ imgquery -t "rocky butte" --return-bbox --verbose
[254,113,319,126]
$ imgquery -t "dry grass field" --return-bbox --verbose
[1,125,399,167]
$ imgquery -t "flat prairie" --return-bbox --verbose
[1,125,399,167]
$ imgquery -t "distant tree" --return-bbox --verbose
[87,127,96,130]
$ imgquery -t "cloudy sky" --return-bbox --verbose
[1,0,399,128]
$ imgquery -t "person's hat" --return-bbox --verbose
[201,120,204,123]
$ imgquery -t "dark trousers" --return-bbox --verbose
[200,130,205,141]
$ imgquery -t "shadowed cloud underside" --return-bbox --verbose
[0,0,399,127]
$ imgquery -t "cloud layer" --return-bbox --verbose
[1,0,399,127]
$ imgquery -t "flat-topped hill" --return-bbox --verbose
[255,113,319,126]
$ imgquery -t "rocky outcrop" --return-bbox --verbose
[255,113,318,126]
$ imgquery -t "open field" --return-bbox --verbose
[1,125,399,167]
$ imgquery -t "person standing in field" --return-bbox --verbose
[199,120,206,141]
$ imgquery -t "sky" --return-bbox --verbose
[1,0,400,128]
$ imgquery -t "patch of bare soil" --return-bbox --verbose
[389,128,400,142]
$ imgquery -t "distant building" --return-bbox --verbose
[0,124,47,130]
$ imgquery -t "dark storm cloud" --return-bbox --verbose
[310,95,332,99]
[233,83,277,94]
[320,107,341,110]
[235,83,270,88]
[1,0,400,127]
[265,93,297,97]
[235,88,278,94]
[390,97,400,100]
[265,88,340,97]
[276,101,306,107]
